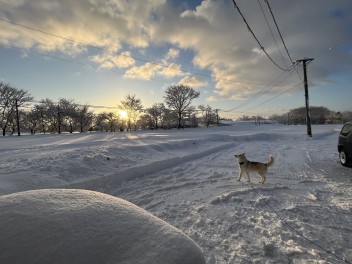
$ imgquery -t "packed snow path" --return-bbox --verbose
[99,130,352,263]
[1,123,351,263]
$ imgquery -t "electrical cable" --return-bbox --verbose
[263,0,303,82]
[264,0,294,65]
[231,0,290,71]
[251,187,351,264]
[0,17,295,87]
[222,65,300,112]
[257,0,288,69]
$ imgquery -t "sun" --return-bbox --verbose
[119,110,128,120]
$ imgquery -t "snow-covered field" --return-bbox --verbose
[1,122,352,263]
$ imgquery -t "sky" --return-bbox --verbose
[0,0,351,119]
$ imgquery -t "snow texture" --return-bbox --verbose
[1,122,352,263]
[0,189,206,264]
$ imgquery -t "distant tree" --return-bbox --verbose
[146,103,165,130]
[289,106,332,125]
[95,112,109,132]
[164,84,200,129]
[269,114,287,124]
[119,94,143,131]
[198,105,216,127]
[0,82,33,136]
[159,107,177,129]
[76,105,94,133]
[238,115,250,121]
[106,112,118,132]
[25,108,41,134]
[37,99,61,133]
[59,98,78,133]
[137,113,153,130]
[342,111,352,122]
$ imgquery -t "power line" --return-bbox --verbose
[231,0,290,71]
[222,65,300,112]
[263,0,303,83]
[314,34,352,61]
[0,42,170,85]
[0,17,296,87]
[264,0,294,64]
[239,83,300,113]
[251,187,351,264]
[257,0,288,68]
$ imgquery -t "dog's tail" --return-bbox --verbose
[267,155,274,167]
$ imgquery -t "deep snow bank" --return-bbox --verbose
[0,189,206,264]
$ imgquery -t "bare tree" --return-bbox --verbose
[95,112,109,132]
[37,99,60,133]
[146,103,165,130]
[198,105,216,127]
[119,94,143,131]
[0,82,33,136]
[164,84,200,129]
[106,112,118,132]
[76,105,94,133]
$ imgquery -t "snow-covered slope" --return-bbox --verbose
[1,123,351,263]
[0,189,206,264]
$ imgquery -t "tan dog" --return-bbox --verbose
[235,153,274,184]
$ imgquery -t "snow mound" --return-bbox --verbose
[0,189,206,264]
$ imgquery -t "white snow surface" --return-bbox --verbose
[1,122,352,263]
[0,189,205,264]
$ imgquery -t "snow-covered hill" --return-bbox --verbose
[1,123,351,263]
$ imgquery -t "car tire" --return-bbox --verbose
[339,150,351,167]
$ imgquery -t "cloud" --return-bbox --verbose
[165,48,180,60]
[90,52,135,69]
[123,62,162,80]
[178,76,207,88]
[1,0,352,105]
[159,63,184,78]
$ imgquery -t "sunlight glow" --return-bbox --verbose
[119,110,128,120]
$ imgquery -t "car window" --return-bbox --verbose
[340,124,352,136]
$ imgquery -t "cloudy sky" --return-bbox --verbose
[0,0,351,119]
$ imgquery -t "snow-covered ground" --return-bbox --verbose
[1,122,352,263]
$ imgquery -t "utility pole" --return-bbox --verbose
[296,58,314,137]
[215,109,219,126]
[57,104,61,134]
[15,99,20,136]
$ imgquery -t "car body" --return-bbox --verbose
[338,121,352,167]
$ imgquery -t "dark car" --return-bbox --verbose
[338,121,352,167]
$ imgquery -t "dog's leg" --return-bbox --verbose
[245,172,250,182]
[261,172,267,184]
[258,172,266,184]
[237,170,243,181]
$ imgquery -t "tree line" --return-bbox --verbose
[269,106,352,125]
[233,106,352,125]
[0,82,219,136]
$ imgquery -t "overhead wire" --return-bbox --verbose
[314,34,352,61]
[231,0,290,71]
[257,0,288,69]
[263,0,304,82]
[264,0,294,64]
[222,64,300,113]
[0,17,296,87]
[251,187,352,264]
[0,41,170,85]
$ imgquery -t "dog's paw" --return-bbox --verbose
[237,179,241,182]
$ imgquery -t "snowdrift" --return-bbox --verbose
[0,189,206,264]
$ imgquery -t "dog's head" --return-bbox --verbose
[234,153,247,163]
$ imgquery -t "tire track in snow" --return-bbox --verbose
[66,142,236,191]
